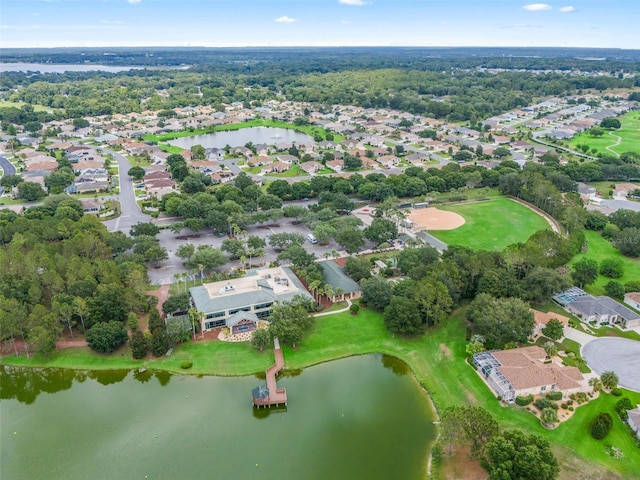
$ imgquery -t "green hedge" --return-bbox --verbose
[546,391,563,401]
[515,394,534,406]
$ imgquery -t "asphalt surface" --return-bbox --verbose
[103,149,151,234]
[0,154,17,196]
[582,337,640,392]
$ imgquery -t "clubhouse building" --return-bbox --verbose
[189,266,313,333]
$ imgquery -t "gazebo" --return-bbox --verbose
[226,311,259,335]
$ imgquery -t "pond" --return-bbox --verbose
[166,126,313,150]
[0,354,436,480]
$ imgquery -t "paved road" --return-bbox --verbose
[103,150,151,233]
[582,337,640,392]
[384,139,450,166]
[0,154,17,197]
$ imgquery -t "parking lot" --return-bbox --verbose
[149,219,350,285]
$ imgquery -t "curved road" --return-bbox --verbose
[103,150,151,233]
[0,154,17,196]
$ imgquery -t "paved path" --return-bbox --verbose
[416,231,448,252]
[0,154,17,196]
[314,299,352,317]
[605,130,622,158]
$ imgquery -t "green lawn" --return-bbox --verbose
[0,100,55,112]
[3,307,639,477]
[569,111,640,157]
[429,197,551,251]
[570,230,640,295]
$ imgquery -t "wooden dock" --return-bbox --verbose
[252,337,288,408]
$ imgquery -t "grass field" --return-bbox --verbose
[569,111,640,157]
[570,230,640,296]
[0,100,55,112]
[429,197,551,251]
[3,308,639,477]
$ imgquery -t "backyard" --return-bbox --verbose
[429,197,551,251]
[570,230,640,296]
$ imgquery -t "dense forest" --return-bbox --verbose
[2,47,639,122]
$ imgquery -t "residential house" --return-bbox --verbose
[189,266,312,332]
[623,292,640,312]
[264,161,290,174]
[80,199,104,214]
[326,159,344,172]
[211,171,235,184]
[318,261,362,303]
[531,309,570,338]
[472,346,588,403]
[299,161,322,175]
[247,155,273,167]
[553,287,640,329]
[377,155,400,168]
[275,154,299,164]
[627,406,640,440]
[145,178,177,199]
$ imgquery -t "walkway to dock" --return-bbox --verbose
[252,337,288,407]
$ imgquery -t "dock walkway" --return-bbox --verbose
[252,337,288,407]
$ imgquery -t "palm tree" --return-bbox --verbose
[600,371,619,390]
[588,377,602,393]
[470,334,485,345]
[540,407,558,427]
[543,341,558,359]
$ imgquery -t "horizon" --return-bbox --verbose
[2,0,638,50]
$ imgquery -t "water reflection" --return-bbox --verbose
[0,366,81,404]
[252,404,288,420]
[0,366,173,404]
[381,354,410,376]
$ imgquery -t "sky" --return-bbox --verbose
[1,0,638,49]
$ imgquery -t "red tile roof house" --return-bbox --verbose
[300,161,323,175]
[263,161,290,174]
[531,309,570,339]
[377,155,400,168]
[326,160,344,172]
[472,346,589,403]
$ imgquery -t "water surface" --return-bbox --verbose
[0,63,145,73]
[1,354,436,480]
[167,126,313,149]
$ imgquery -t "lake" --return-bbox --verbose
[0,354,436,480]
[167,127,313,150]
[0,63,145,73]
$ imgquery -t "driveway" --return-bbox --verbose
[582,337,640,392]
[563,327,596,346]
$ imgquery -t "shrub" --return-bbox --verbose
[561,403,568,410]
[615,397,633,419]
[534,398,558,411]
[546,391,563,401]
[86,321,128,353]
[590,413,613,440]
[611,387,622,396]
[129,330,148,359]
[568,406,574,411]
[516,395,534,406]
[180,361,193,370]
[349,303,360,315]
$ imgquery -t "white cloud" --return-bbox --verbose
[522,3,552,11]
[127,0,142,4]
[560,6,576,12]
[275,16,298,23]
[339,0,367,6]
